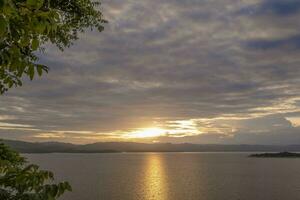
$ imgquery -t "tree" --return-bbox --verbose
[0,0,107,198]
[0,0,107,94]
[0,142,72,200]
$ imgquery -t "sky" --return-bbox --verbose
[1,0,300,144]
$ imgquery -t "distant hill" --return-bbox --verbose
[2,139,300,153]
[1,140,118,153]
[250,152,300,158]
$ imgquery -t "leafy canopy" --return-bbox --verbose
[0,0,106,94]
[0,142,72,200]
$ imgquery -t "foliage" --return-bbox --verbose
[0,142,72,200]
[0,0,107,94]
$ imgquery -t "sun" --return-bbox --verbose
[129,127,166,138]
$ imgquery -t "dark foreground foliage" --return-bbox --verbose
[0,142,71,200]
[0,0,106,94]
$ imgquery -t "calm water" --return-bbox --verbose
[25,153,300,200]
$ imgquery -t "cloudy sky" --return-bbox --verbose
[1,0,300,144]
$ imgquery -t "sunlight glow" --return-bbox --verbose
[286,117,300,127]
[128,127,166,138]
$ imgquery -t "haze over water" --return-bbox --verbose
[26,153,300,200]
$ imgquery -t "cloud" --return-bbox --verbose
[155,114,300,145]
[244,34,300,50]
[238,0,300,16]
[0,0,300,144]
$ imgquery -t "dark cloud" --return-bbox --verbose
[240,0,300,16]
[244,34,300,50]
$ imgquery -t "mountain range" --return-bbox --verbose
[2,139,300,153]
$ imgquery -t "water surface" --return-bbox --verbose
[25,153,300,200]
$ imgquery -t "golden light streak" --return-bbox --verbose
[143,154,168,200]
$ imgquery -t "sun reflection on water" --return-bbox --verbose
[144,154,168,200]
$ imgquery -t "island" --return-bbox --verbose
[249,152,300,158]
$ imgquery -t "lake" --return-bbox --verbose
[25,153,300,200]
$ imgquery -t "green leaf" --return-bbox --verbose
[8,80,13,88]
[0,0,5,9]
[36,0,44,9]
[28,66,34,80]
[35,23,46,34]
[26,0,36,7]
[26,0,44,8]
[0,16,7,36]
[19,37,30,47]
[31,38,39,50]
[36,65,43,76]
